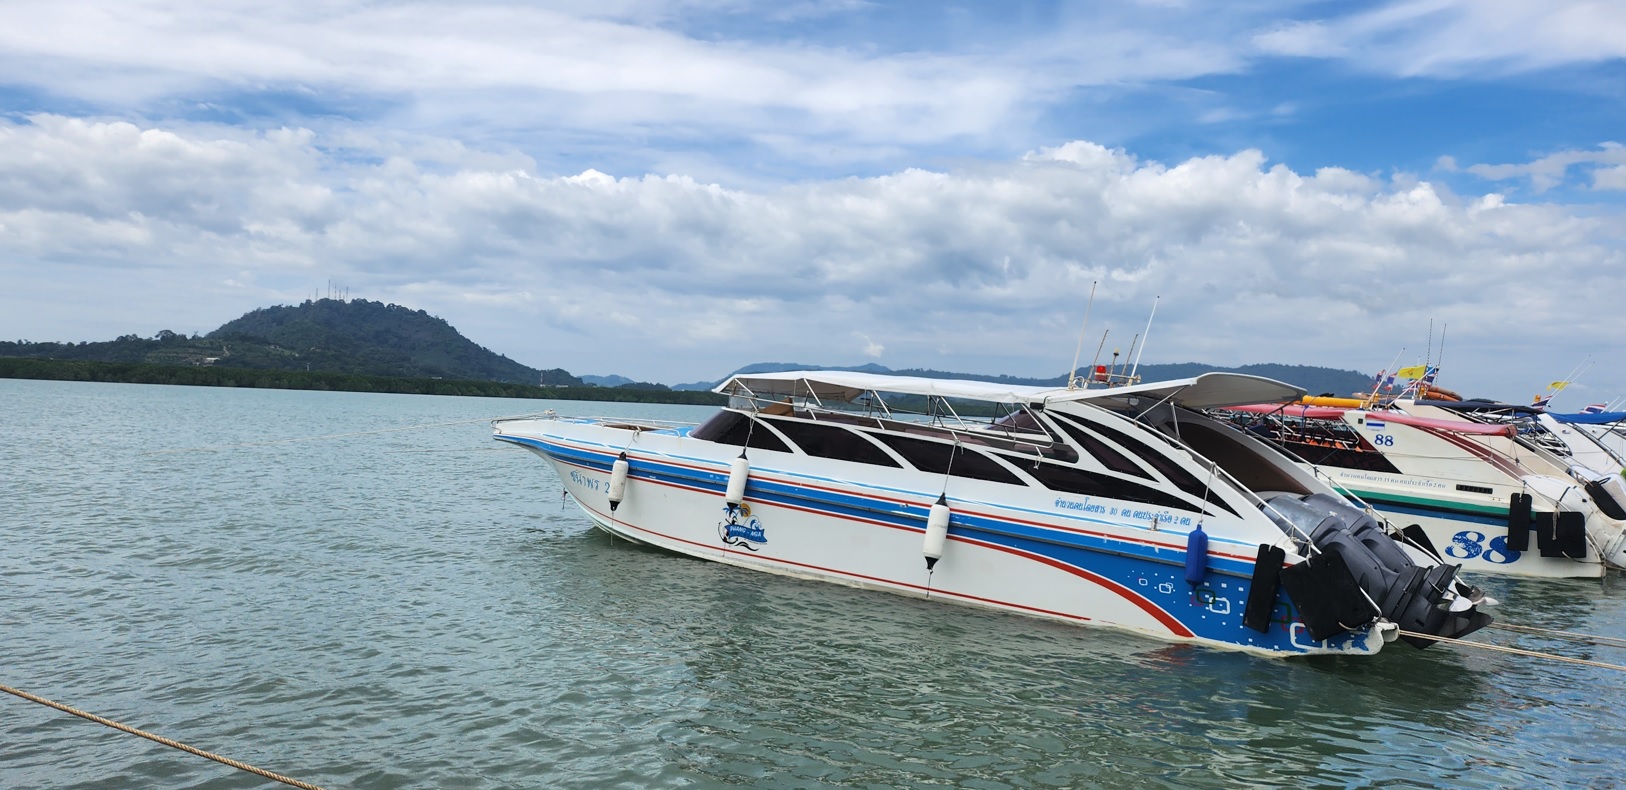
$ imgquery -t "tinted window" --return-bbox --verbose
[1049,415,1152,479]
[1290,442,1403,475]
[763,418,902,468]
[870,433,1027,486]
[1084,416,1227,511]
[690,410,792,453]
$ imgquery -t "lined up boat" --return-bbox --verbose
[494,370,1492,657]
[1410,400,1626,481]
[1212,400,1626,578]
[1566,411,1626,461]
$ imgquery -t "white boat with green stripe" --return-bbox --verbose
[1213,403,1626,579]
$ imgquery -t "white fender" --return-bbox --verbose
[924,494,950,570]
[725,452,750,508]
[608,452,629,511]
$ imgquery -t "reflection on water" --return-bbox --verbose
[556,531,1510,788]
[2,379,1624,789]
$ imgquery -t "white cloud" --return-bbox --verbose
[0,1,1029,152]
[1252,21,1349,59]
[854,332,884,358]
[2,1,1619,193]
[2,115,1624,400]
[0,0,1275,172]
[1466,143,1626,192]
[1594,165,1626,191]
[0,1,1225,148]
[1252,0,1626,77]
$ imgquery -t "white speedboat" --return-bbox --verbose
[495,370,1491,657]
[1537,411,1626,476]
[1216,401,1626,578]
[1563,410,1626,461]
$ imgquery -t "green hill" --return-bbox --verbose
[208,299,575,384]
[1,299,584,386]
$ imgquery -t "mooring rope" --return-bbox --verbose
[1398,631,1626,673]
[0,683,324,789]
[142,416,517,456]
[1489,622,1626,650]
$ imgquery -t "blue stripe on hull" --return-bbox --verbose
[498,434,1257,576]
[498,432,1377,656]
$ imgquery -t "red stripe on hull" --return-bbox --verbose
[572,496,1196,638]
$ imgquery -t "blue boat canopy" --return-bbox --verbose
[1549,411,1626,425]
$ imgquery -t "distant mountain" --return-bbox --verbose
[670,362,886,391]
[671,380,718,392]
[2,300,1375,398]
[683,361,1374,399]
[730,362,892,376]
[1,298,586,386]
[207,299,566,384]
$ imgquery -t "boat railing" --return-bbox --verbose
[1129,407,1328,552]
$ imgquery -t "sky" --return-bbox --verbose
[2,0,1624,403]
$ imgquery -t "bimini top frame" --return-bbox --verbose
[715,370,1307,411]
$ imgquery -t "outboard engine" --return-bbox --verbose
[1260,493,1492,649]
[1572,464,1626,521]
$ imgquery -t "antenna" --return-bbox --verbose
[1541,357,1592,410]
[1556,356,1591,389]
[1426,319,1433,371]
[1422,323,1448,397]
[1366,348,1405,404]
[1087,330,1110,386]
[1128,295,1160,381]
[1121,334,1139,381]
[1067,281,1098,390]
[1436,323,1447,372]
[1566,357,1595,389]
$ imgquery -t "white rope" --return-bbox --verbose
[1,683,324,789]
[1490,622,1626,650]
[1400,631,1626,673]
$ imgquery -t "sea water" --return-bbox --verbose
[2,378,1624,789]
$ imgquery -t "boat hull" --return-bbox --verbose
[1329,476,1606,579]
[499,422,1386,658]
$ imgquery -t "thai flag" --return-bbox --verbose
[1422,366,1439,384]
[1382,374,1396,391]
[1532,395,1552,409]
[1366,417,1387,430]
[1584,403,1607,414]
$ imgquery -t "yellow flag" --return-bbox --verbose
[1549,381,1569,391]
[1396,365,1427,380]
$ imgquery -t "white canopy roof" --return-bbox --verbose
[1067,373,1306,410]
[714,370,1305,410]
